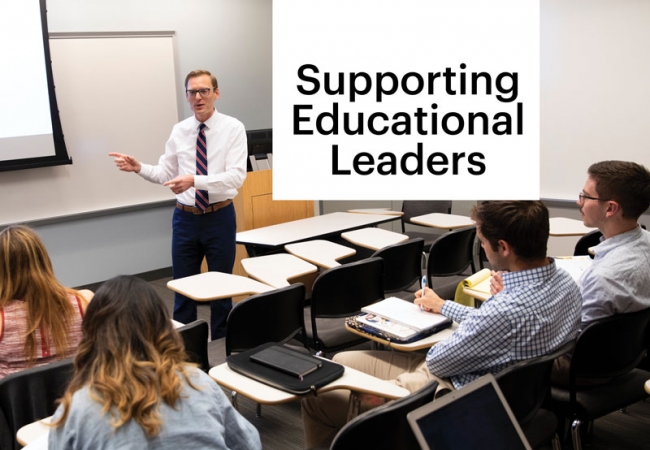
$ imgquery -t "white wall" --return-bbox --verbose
[46,0,272,129]
[541,0,650,200]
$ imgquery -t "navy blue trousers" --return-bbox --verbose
[172,203,236,340]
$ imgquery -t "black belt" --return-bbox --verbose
[176,199,232,215]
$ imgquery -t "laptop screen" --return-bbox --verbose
[408,375,531,450]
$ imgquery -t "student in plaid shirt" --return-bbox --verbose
[302,201,582,448]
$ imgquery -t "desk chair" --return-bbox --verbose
[573,230,602,258]
[177,320,210,373]
[401,200,452,252]
[550,308,650,450]
[301,257,385,356]
[225,283,307,414]
[427,226,477,300]
[322,380,438,450]
[371,238,424,300]
[0,358,74,450]
[497,341,574,450]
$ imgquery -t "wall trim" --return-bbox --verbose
[74,266,173,291]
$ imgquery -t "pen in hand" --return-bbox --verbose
[420,275,427,311]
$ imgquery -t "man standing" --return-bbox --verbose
[109,70,247,340]
[576,160,650,324]
[301,201,582,448]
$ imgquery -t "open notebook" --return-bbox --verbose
[454,268,491,306]
[461,268,492,294]
[407,374,532,450]
[356,297,452,341]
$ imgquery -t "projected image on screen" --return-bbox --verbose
[0,0,71,171]
[416,384,528,450]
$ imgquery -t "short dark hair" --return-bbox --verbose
[471,201,549,261]
[588,161,650,220]
[185,69,218,89]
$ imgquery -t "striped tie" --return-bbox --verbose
[195,123,209,211]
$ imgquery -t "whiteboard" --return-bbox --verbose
[540,1,650,201]
[0,32,179,225]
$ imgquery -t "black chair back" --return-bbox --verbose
[306,257,384,354]
[401,200,452,233]
[330,380,438,450]
[427,226,477,280]
[310,257,384,318]
[178,320,210,372]
[573,230,603,257]
[372,238,424,293]
[570,308,650,386]
[497,341,574,425]
[226,283,306,356]
[550,308,650,450]
[0,358,74,450]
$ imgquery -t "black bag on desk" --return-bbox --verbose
[226,342,344,395]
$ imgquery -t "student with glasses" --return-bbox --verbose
[574,160,650,325]
[546,161,650,387]
[108,70,247,340]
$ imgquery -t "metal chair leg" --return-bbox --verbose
[571,419,583,450]
[231,390,239,410]
[421,251,428,271]
[551,433,561,450]
[346,392,361,422]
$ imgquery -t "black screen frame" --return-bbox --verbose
[0,0,72,173]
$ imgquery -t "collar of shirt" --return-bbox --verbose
[192,107,219,131]
[499,258,557,293]
[593,225,644,258]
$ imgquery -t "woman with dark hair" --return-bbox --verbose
[0,225,92,379]
[50,275,260,449]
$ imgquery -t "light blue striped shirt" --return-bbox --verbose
[581,226,650,324]
[426,259,582,389]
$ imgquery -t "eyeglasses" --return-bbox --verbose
[578,192,607,203]
[185,88,214,98]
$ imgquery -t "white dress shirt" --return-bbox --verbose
[138,108,247,205]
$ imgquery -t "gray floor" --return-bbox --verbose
[150,277,650,450]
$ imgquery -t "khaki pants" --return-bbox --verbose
[301,350,453,448]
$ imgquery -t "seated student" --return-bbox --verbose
[0,225,93,380]
[577,160,650,323]
[49,275,261,450]
[301,201,582,448]
[549,161,650,386]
